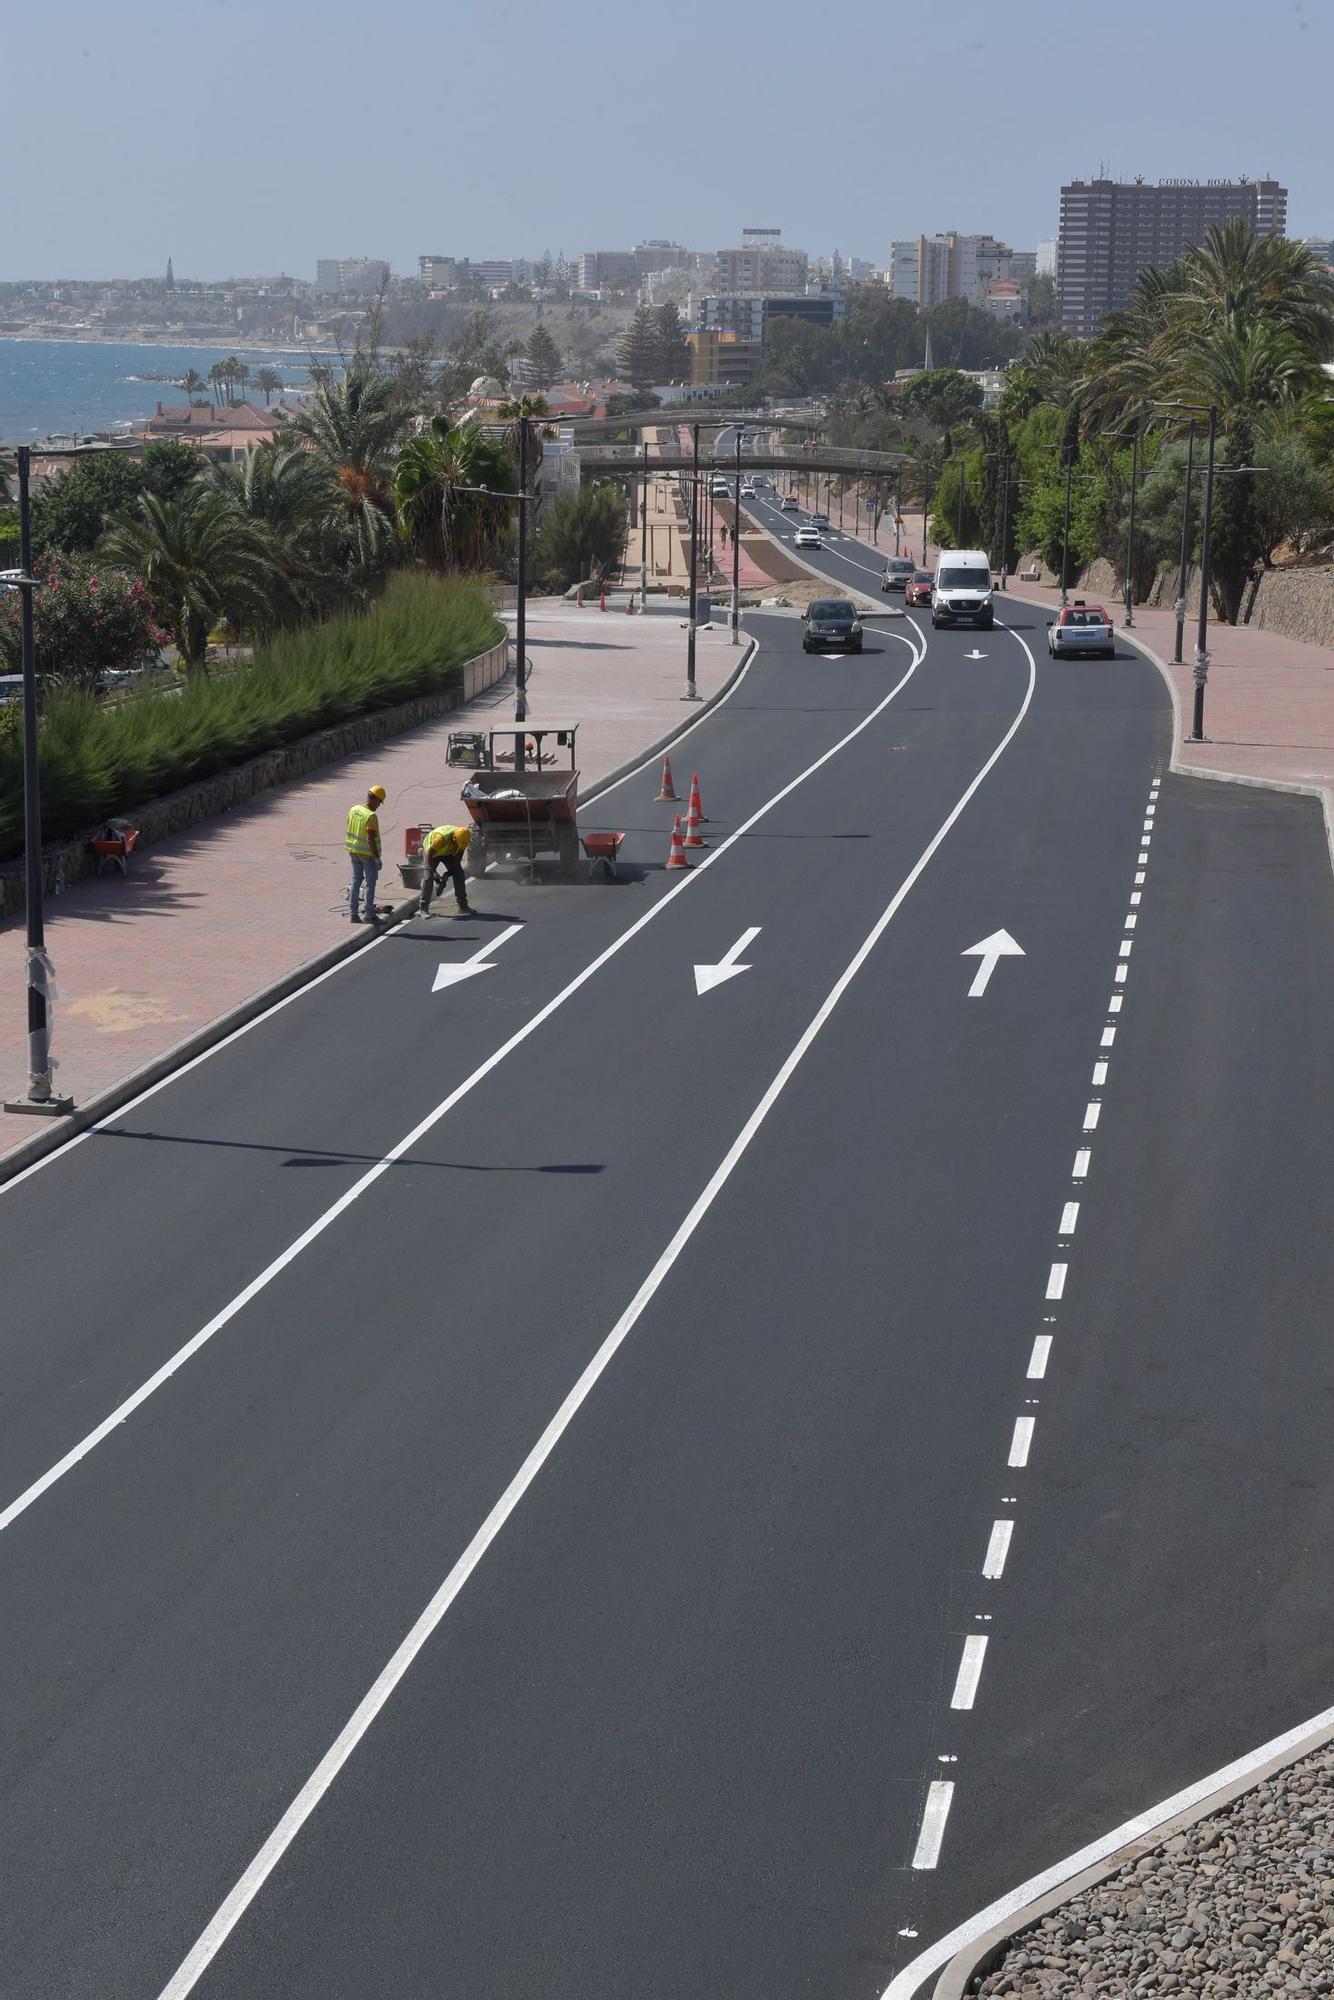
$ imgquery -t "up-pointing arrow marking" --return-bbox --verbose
[961,927,1024,997]
[694,926,761,996]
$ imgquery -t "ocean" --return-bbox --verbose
[0,339,321,443]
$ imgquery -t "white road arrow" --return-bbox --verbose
[432,922,523,992]
[964,648,988,660]
[693,925,761,996]
[961,927,1024,997]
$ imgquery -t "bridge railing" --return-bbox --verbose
[576,442,906,476]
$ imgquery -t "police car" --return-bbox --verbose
[1046,601,1116,659]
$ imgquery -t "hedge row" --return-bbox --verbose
[0,573,501,861]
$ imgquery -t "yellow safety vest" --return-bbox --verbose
[346,805,380,859]
[425,825,467,860]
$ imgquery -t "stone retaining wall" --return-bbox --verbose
[0,635,508,922]
[1016,552,1334,649]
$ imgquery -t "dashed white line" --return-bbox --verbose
[1119,939,1133,958]
[1092,1061,1109,1086]
[1008,1416,1035,1467]
[1100,1026,1116,1048]
[1083,1101,1101,1131]
[982,1519,1014,1578]
[1045,1262,1067,1300]
[1027,1334,1052,1379]
[1109,994,1123,1012]
[950,1635,989,1710]
[1072,1148,1091,1178]
[1059,1201,1080,1235]
[1130,891,1142,906]
[911,1782,955,1869]
[1134,870,1146,885]
[1125,914,1138,931]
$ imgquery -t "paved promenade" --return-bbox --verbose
[0,602,741,1155]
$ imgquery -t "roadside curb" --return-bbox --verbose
[930,1711,1334,1999]
[0,633,760,1188]
[1002,585,1334,874]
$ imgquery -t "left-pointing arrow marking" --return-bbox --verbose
[961,927,1024,997]
[694,925,761,996]
[432,922,523,993]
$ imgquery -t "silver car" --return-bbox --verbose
[881,557,916,593]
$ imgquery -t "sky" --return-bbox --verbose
[5,0,1330,282]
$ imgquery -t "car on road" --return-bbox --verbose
[931,547,995,629]
[710,478,730,498]
[881,556,916,593]
[904,569,934,607]
[801,599,863,653]
[811,513,831,530]
[740,482,756,498]
[794,525,823,548]
[1047,601,1116,659]
[780,494,799,512]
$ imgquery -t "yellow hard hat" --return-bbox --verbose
[368,784,387,802]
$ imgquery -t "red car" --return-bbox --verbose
[904,570,933,607]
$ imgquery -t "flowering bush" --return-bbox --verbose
[0,554,167,689]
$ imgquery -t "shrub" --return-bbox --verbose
[0,554,166,689]
[0,572,500,860]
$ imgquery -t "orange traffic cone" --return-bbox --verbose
[576,584,583,607]
[598,587,607,612]
[687,771,708,823]
[655,755,679,802]
[666,815,689,869]
[684,786,705,848]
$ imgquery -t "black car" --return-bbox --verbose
[802,598,863,653]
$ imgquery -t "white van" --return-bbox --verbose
[932,549,994,630]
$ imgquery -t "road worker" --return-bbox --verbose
[419,823,475,917]
[346,784,386,925]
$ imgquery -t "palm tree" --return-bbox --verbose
[283,366,407,571]
[307,361,334,389]
[392,416,516,572]
[180,368,209,406]
[254,366,285,406]
[207,443,344,617]
[207,360,230,407]
[99,487,280,673]
[230,360,251,405]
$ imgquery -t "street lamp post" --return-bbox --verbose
[955,457,965,546]
[1173,422,1197,667]
[922,472,932,567]
[685,422,701,700]
[997,453,1011,591]
[731,425,742,645]
[639,443,649,613]
[1059,455,1074,607]
[1192,404,1219,739]
[515,416,529,736]
[2,445,73,1116]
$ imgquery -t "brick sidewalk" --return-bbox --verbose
[0,604,742,1152]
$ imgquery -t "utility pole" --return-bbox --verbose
[639,442,649,612]
[1124,430,1139,628]
[997,453,1011,591]
[3,446,73,1116]
[1173,423,1197,666]
[515,417,528,760]
[1059,456,1074,607]
[731,425,742,644]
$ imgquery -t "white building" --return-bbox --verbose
[889,234,1015,308]
[714,233,808,293]
[315,258,390,295]
[1036,239,1058,277]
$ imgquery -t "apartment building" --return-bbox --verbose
[888,234,1016,309]
[713,230,809,293]
[1057,176,1289,335]
[315,258,390,295]
[577,250,637,289]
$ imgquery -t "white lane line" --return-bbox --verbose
[1092,1061,1109,1087]
[153,625,1043,2000]
[1045,1263,1067,1300]
[1125,914,1138,931]
[1109,995,1123,1012]
[911,1783,956,1870]
[1072,1148,1091,1178]
[1135,870,1146,884]
[1115,965,1128,984]
[4,631,776,1200]
[1130,891,1142,906]
[882,1702,1334,1998]
[982,1519,1013,1578]
[1008,1417,1035,1467]
[1027,1335,1052,1380]
[1083,1102,1101,1131]
[1059,1202,1080,1236]
[1118,940,1133,958]
[1100,1026,1116,1048]
[949,1635,989,1710]
[0,633,934,1538]
[1138,850,1150,865]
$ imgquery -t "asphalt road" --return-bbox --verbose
[2,540,1333,2000]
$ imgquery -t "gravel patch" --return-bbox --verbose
[969,1742,1334,1997]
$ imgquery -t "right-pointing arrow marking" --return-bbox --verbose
[694,926,761,996]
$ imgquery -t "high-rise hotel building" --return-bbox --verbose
[1057,177,1288,335]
